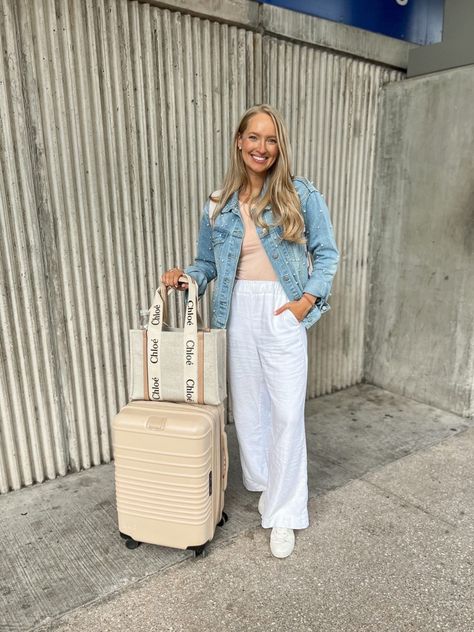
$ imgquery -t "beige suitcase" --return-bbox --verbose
[112,400,228,556]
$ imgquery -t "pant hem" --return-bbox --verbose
[244,485,266,493]
[261,518,309,530]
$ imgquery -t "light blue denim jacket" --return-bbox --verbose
[185,177,339,329]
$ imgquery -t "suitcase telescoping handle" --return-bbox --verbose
[146,416,167,431]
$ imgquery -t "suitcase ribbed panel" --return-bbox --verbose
[115,443,213,525]
[112,401,225,549]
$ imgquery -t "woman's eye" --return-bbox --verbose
[248,135,257,140]
[267,139,277,145]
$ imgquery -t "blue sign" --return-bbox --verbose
[261,0,444,45]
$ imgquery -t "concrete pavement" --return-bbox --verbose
[1,384,473,632]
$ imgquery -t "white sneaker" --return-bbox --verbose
[270,528,295,558]
[258,493,265,515]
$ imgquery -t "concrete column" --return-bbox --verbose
[365,65,474,417]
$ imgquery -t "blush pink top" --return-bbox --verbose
[235,202,278,281]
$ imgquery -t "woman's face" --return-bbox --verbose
[238,113,279,177]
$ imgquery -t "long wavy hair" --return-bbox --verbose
[211,104,305,243]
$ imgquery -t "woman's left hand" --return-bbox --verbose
[274,295,315,322]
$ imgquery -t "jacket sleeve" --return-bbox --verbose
[184,199,217,297]
[302,189,340,305]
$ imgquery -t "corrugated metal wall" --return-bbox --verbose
[0,0,402,493]
[262,40,401,396]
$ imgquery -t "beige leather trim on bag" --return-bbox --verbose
[198,331,204,404]
[143,329,149,401]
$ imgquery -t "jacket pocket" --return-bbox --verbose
[211,227,229,245]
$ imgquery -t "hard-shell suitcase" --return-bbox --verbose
[112,400,228,556]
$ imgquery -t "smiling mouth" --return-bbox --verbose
[250,154,268,163]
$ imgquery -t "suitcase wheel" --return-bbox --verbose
[188,543,207,558]
[217,511,229,527]
[120,533,141,550]
[125,538,141,550]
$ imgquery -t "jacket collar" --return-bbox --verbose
[221,180,271,215]
[221,190,240,215]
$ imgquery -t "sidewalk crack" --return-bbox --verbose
[360,478,458,529]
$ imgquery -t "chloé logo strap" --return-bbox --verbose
[182,275,199,404]
[147,289,164,402]
[145,274,201,404]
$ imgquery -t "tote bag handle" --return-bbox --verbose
[146,274,201,403]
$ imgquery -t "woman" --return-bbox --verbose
[161,104,339,558]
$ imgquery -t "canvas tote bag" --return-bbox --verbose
[129,274,226,405]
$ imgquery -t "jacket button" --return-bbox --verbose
[272,253,279,259]
[283,274,289,281]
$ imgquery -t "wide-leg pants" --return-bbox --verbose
[228,280,309,530]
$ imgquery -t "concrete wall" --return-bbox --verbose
[143,0,413,69]
[366,65,474,417]
[0,0,406,493]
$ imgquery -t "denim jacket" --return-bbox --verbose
[185,177,339,329]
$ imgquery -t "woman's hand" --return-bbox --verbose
[161,267,188,290]
[274,293,316,322]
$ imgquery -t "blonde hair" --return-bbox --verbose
[211,104,305,243]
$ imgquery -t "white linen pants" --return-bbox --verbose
[228,280,309,530]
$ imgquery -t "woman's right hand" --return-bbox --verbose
[161,267,188,290]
